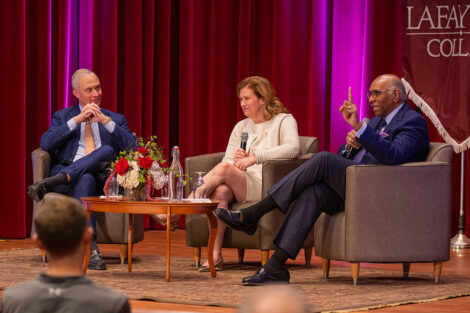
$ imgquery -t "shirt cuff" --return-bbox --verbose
[67,118,77,131]
[104,120,116,133]
[355,122,368,139]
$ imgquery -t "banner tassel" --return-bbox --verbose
[401,78,470,153]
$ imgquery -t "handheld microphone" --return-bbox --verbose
[345,118,369,158]
[240,132,248,151]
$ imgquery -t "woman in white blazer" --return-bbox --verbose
[155,76,300,271]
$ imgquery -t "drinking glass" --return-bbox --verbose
[193,172,206,199]
[161,172,169,200]
[109,176,119,197]
[192,171,207,199]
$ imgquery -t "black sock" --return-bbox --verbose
[43,173,68,188]
[263,247,289,272]
[240,195,278,224]
[90,236,98,252]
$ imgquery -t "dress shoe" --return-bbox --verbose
[213,208,257,235]
[27,181,49,202]
[242,267,290,286]
[149,214,178,231]
[198,258,224,272]
[88,249,106,270]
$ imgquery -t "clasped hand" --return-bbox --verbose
[233,148,256,171]
[74,103,108,124]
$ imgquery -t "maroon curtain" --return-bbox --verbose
[1,0,468,238]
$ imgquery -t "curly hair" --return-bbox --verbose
[237,76,288,121]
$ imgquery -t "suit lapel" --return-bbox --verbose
[383,103,409,135]
[368,117,381,131]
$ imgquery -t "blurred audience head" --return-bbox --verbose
[238,286,311,313]
[237,76,288,121]
[34,193,89,258]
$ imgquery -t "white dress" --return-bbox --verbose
[222,113,300,202]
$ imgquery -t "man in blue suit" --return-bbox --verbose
[28,69,136,270]
[214,74,430,285]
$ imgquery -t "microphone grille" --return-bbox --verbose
[362,118,370,123]
[241,132,248,141]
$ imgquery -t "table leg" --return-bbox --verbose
[82,210,93,274]
[127,213,133,272]
[206,212,218,278]
[166,207,171,282]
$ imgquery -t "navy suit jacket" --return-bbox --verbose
[340,102,429,165]
[40,105,136,171]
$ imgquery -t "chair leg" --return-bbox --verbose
[193,247,201,268]
[238,248,245,264]
[261,250,269,266]
[403,262,410,278]
[120,244,128,264]
[304,247,312,267]
[433,261,442,283]
[40,248,47,263]
[322,258,330,278]
[351,262,360,286]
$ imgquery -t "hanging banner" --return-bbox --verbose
[403,1,470,152]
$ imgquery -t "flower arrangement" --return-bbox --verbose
[104,136,167,200]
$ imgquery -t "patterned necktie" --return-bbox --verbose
[84,121,96,155]
[378,119,387,133]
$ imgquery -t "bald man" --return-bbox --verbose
[215,74,430,285]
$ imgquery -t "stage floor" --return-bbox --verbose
[1,229,469,313]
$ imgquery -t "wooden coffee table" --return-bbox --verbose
[81,196,219,281]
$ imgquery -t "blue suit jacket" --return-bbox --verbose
[340,103,429,165]
[40,105,136,169]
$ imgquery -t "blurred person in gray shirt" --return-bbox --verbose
[1,193,130,313]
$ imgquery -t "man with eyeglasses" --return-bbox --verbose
[214,74,430,286]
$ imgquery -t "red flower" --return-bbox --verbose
[115,158,129,175]
[138,156,153,169]
[137,147,149,156]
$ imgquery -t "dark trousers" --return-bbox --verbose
[269,152,354,259]
[51,145,115,235]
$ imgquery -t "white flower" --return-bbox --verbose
[117,161,141,188]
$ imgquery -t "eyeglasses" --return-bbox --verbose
[367,89,395,98]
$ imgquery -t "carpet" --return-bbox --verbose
[1,248,470,312]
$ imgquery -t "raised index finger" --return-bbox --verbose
[348,87,353,103]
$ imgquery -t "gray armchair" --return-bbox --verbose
[314,142,453,285]
[185,136,318,266]
[31,148,144,263]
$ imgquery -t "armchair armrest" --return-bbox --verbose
[31,148,51,182]
[343,163,451,261]
[185,152,225,173]
[261,158,310,196]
